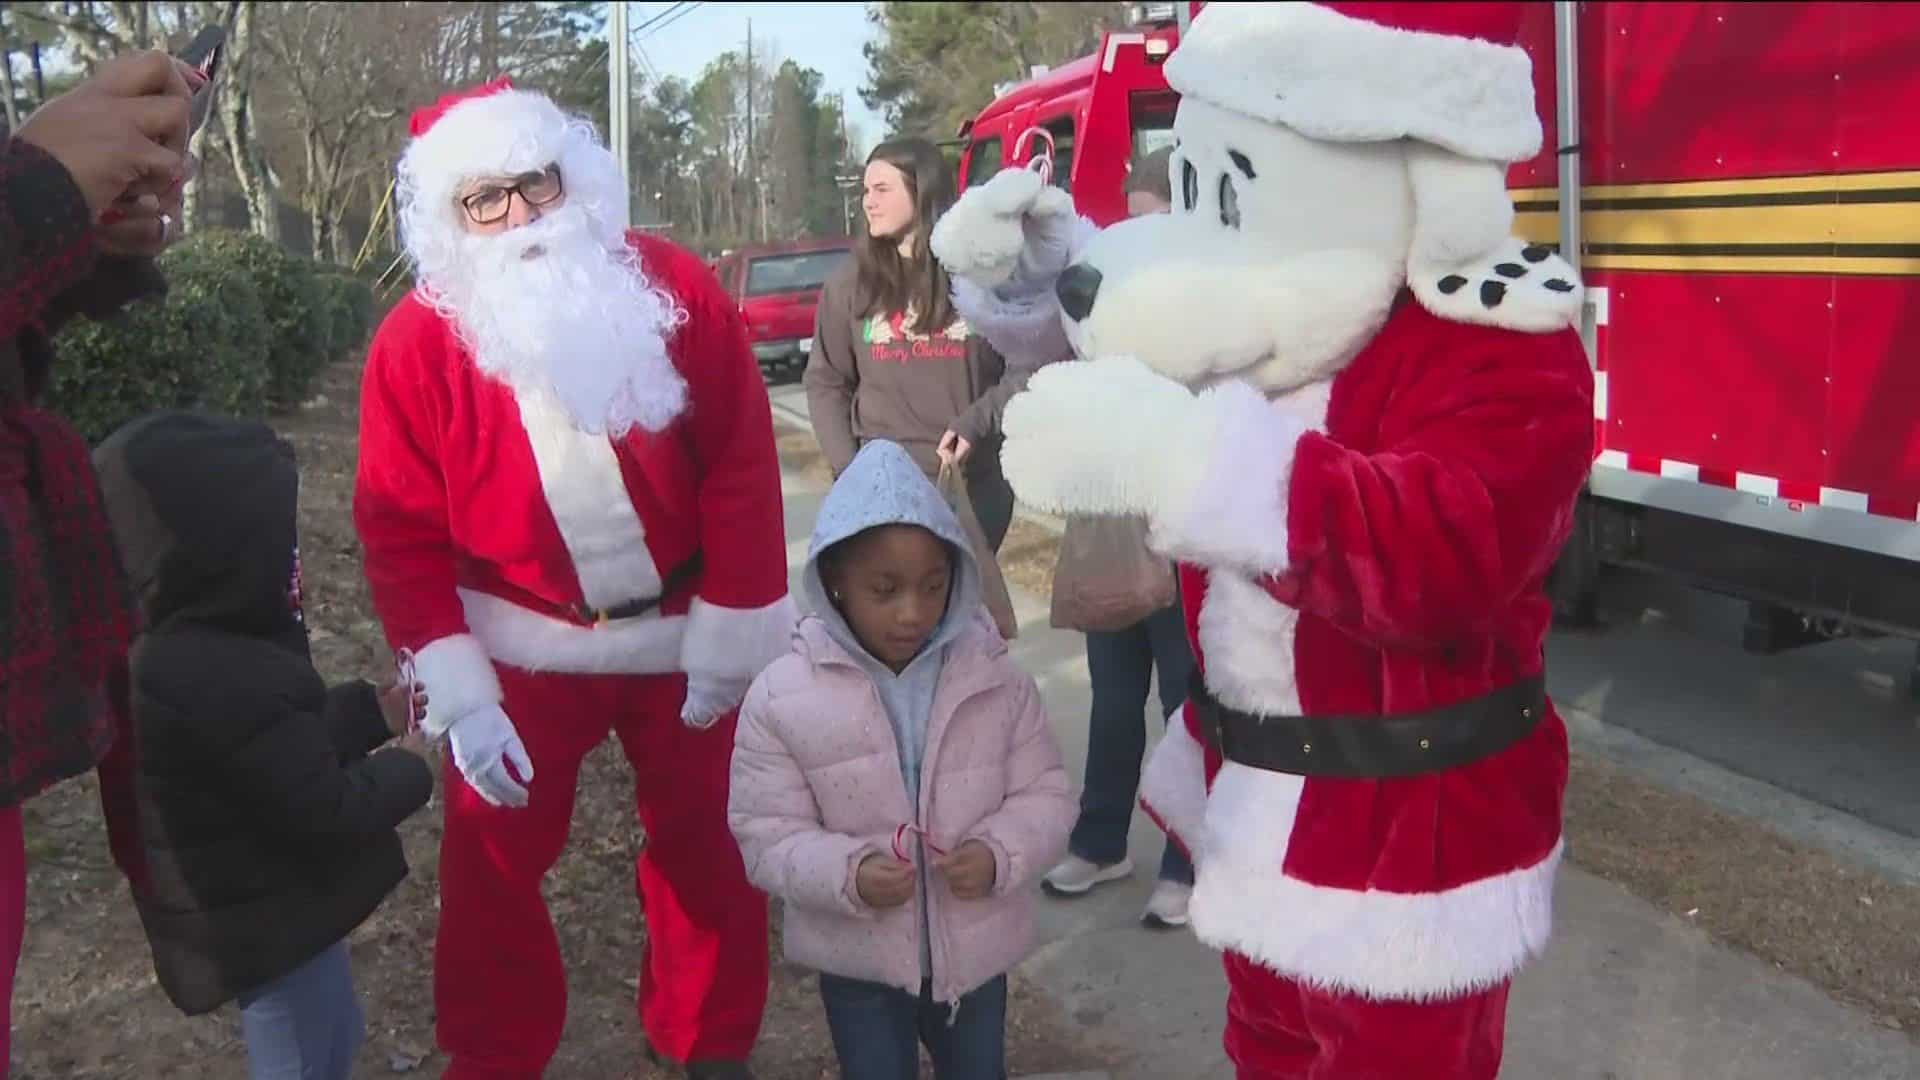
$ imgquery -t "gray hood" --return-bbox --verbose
[802,440,982,667]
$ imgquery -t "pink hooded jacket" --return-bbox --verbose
[728,610,1073,1006]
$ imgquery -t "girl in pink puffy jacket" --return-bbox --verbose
[728,439,1074,1080]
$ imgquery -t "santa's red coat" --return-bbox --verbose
[1140,295,1594,1002]
[353,232,795,728]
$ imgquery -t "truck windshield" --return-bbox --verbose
[1131,90,1179,160]
[744,249,851,297]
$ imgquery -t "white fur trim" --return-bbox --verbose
[1139,711,1211,863]
[411,633,504,737]
[459,588,685,675]
[1411,236,1584,334]
[1151,381,1312,578]
[1191,760,1562,1000]
[680,595,800,684]
[1196,572,1309,718]
[515,387,664,610]
[1164,2,1542,163]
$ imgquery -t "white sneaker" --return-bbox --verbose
[1042,854,1134,896]
[1141,880,1192,929]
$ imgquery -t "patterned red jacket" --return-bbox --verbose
[0,137,158,809]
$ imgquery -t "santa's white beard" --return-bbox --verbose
[426,204,688,437]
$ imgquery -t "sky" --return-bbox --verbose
[627,1,889,153]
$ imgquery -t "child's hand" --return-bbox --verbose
[395,729,431,760]
[855,853,916,908]
[379,678,427,737]
[934,839,997,900]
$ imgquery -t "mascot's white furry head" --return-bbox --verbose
[397,78,687,437]
[1058,1,1579,394]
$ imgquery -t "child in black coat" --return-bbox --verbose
[92,411,434,1080]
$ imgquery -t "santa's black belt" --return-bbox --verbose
[1188,669,1546,778]
[569,553,704,626]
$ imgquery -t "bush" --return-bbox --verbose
[177,230,330,406]
[311,269,376,359]
[45,243,274,443]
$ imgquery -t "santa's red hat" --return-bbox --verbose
[1164,2,1542,163]
[410,76,516,139]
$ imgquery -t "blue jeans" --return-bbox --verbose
[236,941,364,1080]
[1070,599,1196,884]
[819,973,1007,1080]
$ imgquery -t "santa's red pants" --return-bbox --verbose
[1223,952,1510,1079]
[436,666,768,1078]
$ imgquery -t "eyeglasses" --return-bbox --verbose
[460,165,564,225]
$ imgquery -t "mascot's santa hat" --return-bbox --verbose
[1164,1,1568,326]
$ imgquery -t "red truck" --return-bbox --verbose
[957,1,1920,697]
[710,237,856,375]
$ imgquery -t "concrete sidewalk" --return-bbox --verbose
[767,391,1919,1079]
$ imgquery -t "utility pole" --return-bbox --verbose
[744,17,755,242]
[607,1,632,228]
[839,91,853,236]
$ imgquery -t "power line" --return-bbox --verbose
[630,2,690,39]
[635,1,704,43]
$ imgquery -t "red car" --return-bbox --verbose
[711,238,856,375]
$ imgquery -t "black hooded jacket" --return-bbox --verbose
[92,411,433,1016]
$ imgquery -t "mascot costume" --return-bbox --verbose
[932,3,1593,1077]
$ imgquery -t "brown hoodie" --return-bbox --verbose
[803,260,1046,479]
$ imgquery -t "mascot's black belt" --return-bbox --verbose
[1188,669,1546,779]
[570,553,704,626]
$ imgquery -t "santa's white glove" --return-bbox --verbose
[930,166,1082,293]
[1002,356,1208,520]
[447,705,534,809]
[681,673,749,730]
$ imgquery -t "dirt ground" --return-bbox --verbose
[9,359,1113,1079]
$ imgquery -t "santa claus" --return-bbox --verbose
[353,79,794,1079]
[933,3,1592,1077]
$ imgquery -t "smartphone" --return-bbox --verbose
[176,25,225,136]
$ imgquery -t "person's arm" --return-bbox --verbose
[727,677,882,915]
[0,137,101,343]
[801,273,862,476]
[960,673,1075,898]
[351,301,501,736]
[1154,328,1595,650]
[649,239,797,723]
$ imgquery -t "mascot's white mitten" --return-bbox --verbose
[681,673,749,730]
[931,165,1082,290]
[1004,357,1312,574]
[931,167,1095,366]
[1002,356,1208,518]
[446,704,535,808]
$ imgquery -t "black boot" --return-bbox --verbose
[684,1063,754,1080]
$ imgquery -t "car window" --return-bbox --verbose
[743,249,852,297]
[1130,90,1179,160]
[1042,115,1076,192]
[965,137,1004,190]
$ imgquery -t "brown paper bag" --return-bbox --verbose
[937,462,1019,640]
[1049,514,1177,633]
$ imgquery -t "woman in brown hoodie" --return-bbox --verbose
[804,138,1049,552]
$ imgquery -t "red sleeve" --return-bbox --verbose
[351,296,470,654]
[1269,325,1594,649]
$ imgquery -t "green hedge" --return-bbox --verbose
[45,230,377,444]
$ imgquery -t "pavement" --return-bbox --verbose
[765,380,1920,1079]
